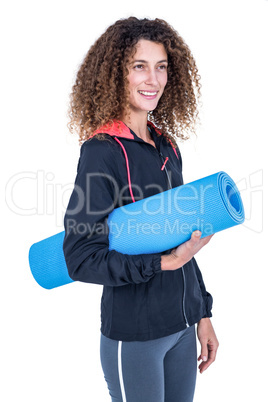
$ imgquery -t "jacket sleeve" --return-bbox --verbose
[192,257,213,318]
[63,139,162,287]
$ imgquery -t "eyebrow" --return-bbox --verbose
[131,59,168,64]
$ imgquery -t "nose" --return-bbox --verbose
[145,68,158,86]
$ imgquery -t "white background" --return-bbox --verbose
[1,0,267,401]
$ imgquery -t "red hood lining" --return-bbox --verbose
[91,119,178,157]
[91,120,162,140]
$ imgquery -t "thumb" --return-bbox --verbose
[192,230,202,239]
[199,341,208,362]
[190,231,202,245]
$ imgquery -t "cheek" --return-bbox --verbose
[160,76,168,93]
[127,72,140,91]
[163,73,168,87]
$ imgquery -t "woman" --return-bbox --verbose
[63,17,219,402]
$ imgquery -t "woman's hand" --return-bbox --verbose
[161,231,213,271]
[197,318,219,374]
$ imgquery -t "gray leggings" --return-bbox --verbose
[100,325,197,402]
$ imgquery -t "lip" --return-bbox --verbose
[138,90,159,100]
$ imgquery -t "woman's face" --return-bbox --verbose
[126,39,168,116]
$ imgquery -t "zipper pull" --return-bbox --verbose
[161,157,169,171]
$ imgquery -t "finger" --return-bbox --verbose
[188,231,202,246]
[192,230,202,240]
[191,231,213,247]
[199,360,210,373]
[198,345,218,373]
[198,355,215,373]
[198,234,214,246]
[197,353,207,362]
[200,342,208,364]
[207,347,217,365]
[202,233,214,244]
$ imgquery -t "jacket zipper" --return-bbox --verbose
[159,151,189,328]
[159,152,172,190]
[181,266,190,327]
[147,127,172,190]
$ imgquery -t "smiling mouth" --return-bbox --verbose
[138,90,158,97]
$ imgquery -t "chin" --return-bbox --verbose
[139,101,159,112]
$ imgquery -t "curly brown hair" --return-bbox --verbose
[68,17,201,145]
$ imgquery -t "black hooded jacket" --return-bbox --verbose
[63,120,213,341]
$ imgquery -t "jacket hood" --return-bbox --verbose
[91,120,163,140]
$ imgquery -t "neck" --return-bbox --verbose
[122,111,150,142]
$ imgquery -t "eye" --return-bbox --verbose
[158,64,168,70]
[134,64,144,70]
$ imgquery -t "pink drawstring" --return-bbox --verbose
[114,135,179,204]
[114,137,136,203]
[167,138,179,160]
[161,157,169,171]
[172,147,179,159]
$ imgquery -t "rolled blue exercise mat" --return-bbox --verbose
[29,171,245,289]
[29,231,70,290]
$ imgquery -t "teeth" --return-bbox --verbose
[138,91,157,96]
